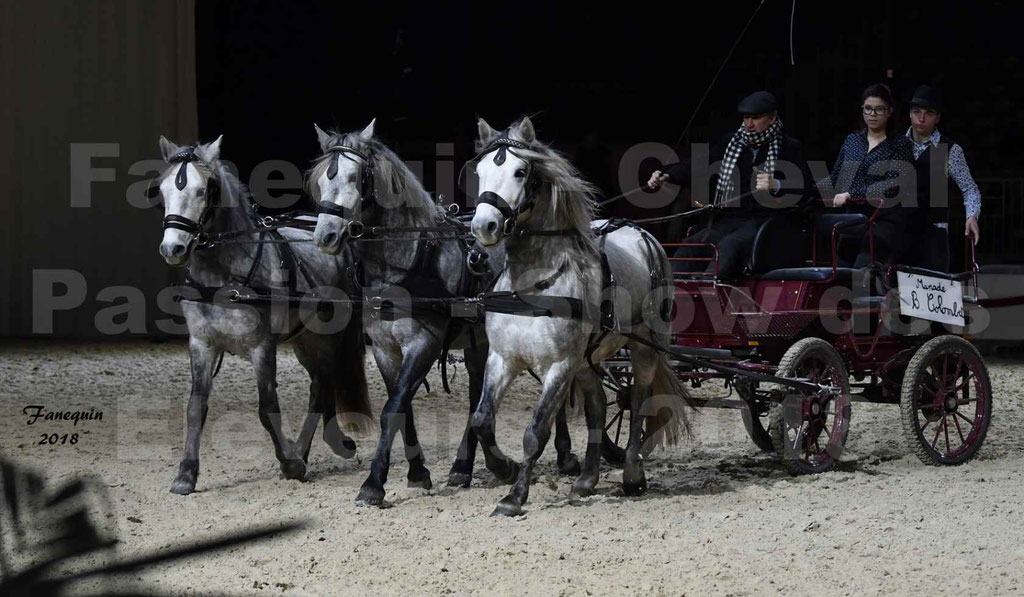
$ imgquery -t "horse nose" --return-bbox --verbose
[322,232,338,248]
[486,221,498,234]
[160,241,186,259]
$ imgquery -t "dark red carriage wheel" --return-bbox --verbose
[900,335,992,465]
[769,338,851,474]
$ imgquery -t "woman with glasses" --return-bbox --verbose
[826,83,915,269]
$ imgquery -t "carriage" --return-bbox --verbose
[601,198,992,474]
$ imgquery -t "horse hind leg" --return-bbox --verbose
[170,340,221,495]
[555,403,580,476]
[570,370,605,497]
[622,344,659,497]
[292,337,356,461]
[448,343,486,488]
[251,342,306,481]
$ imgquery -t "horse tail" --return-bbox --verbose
[643,354,698,449]
[332,314,373,434]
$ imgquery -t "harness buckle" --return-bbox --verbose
[260,215,276,227]
[347,220,365,239]
[228,289,242,303]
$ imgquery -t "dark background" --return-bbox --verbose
[196,1,1022,233]
[3,0,1021,338]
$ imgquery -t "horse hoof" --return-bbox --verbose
[169,477,196,496]
[490,496,524,517]
[407,469,433,490]
[622,478,648,497]
[447,471,472,488]
[356,484,385,507]
[281,459,307,481]
[570,478,597,497]
[557,453,581,477]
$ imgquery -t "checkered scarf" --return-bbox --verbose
[714,118,783,205]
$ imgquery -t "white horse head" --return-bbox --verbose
[470,117,538,246]
[155,135,223,265]
[310,119,376,255]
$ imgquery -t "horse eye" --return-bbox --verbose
[196,188,206,197]
[514,169,527,179]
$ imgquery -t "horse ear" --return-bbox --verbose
[360,118,376,140]
[196,134,223,163]
[159,135,181,161]
[477,118,497,144]
[515,117,536,145]
[314,123,332,151]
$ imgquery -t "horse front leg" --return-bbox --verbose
[492,360,574,517]
[170,339,222,495]
[448,342,487,488]
[356,338,437,506]
[471,351,522,485]
[251,342,306,480]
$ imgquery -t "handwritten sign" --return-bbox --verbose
[897,271,965,327]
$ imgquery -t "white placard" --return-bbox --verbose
[896,271,965,326]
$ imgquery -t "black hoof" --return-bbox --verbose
[169,476,196,496]
[557,453,581,477]
[407,468,433,490]
[622,477,648,497]
[447,471,472,488]
[280,459,307,480]
[490,496,524,517]
[570,477,598,497]
[355,483,386,507]
[170,463,197,495]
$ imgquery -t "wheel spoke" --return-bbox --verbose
[931,423,942,450]
[952,412,966,444]
[943,416,951,456]
[605,409,623,433]
[615,410,624,445]
[941,354,949,393]
[954,411,975,428]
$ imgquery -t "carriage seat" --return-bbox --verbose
[755,213,866,282]
[746,214,810,275]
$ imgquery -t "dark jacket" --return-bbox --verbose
[662,132,817,218]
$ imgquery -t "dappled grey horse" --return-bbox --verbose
[470,117,697,516]
[309,120,587,506]
[154,135,370,495]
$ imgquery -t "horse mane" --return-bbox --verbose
[476,117,600,259]
[304,130,435,217]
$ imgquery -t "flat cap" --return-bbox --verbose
[909,85,943,112]
[737,91,778,115]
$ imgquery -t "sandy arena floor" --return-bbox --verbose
[1,340,1022,596]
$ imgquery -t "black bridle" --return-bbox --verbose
[317,144,376,220]
[472,131,541,236]
[159,145,221,242]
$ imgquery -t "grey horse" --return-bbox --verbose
[469,117,697,516]
[155,135,370,495]
[309,120,591,506]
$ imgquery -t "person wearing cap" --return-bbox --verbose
[905,85,982,264]
[648,90,815,278]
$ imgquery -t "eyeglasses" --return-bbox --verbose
[862,105,890,116]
